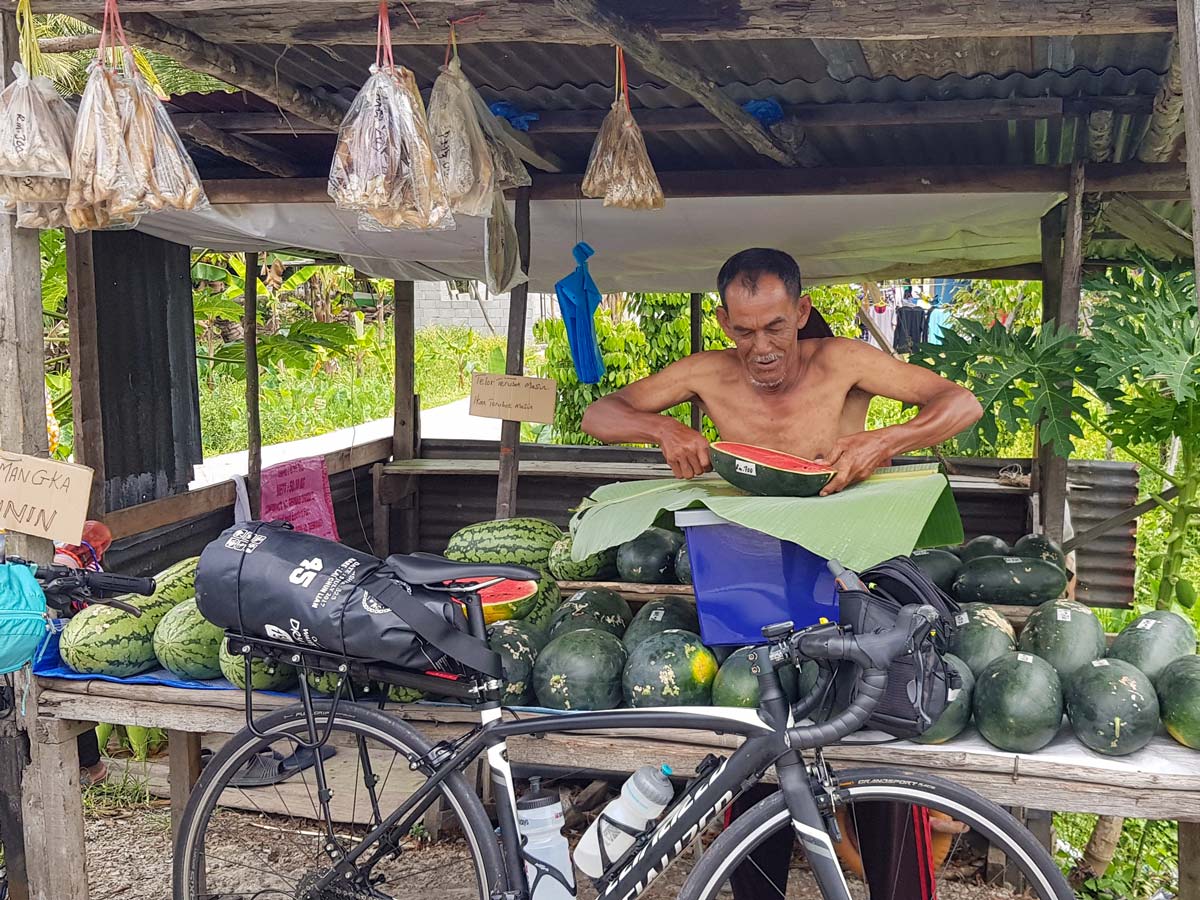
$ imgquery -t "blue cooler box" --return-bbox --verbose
[675,510,838,646]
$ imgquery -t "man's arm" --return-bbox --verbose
[582,355,714,478]
[817,339,982,494]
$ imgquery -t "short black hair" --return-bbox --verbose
[717,248,802,305]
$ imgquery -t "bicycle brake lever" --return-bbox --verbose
[102,597,143,617]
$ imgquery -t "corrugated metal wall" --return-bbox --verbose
[418,442,1139,608]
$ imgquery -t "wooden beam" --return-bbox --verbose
[1137,43,1185,163]
[176,118,304,178]
[243,251,261,517]
[170,111,323,134]
[65,233,105,519]
[496,187,531,519]
[38,1,1178,43]
[1177,0,1200,274]
[553,0,819,167]
[37,32,97,52]
[1102,192,1194,259]
[1061,161,1085,323]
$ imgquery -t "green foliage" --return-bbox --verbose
[1055,813,1178,898]
[950,279,1045,329]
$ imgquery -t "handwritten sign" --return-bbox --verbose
[259,456,340,542]
[0,452,92,543]
[470,374,557,424]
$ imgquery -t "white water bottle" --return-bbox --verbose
[517,778,576,899]
[574,766,675,878]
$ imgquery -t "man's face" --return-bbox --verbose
[717,274,810,390]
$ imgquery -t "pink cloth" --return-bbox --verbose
[259,457,340,541]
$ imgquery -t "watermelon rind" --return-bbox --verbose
[451,577,539,625]
[912,653,974,745]
[218,642,297,691]
[973,651,1063,753]
[711,646,763,708]
[1107,610,1197,685]
[709,441,834,498]
[957,536,1012,564]
[675,544,692,585]
[152,598,223,680]
[622,629,717,708]
[533,628,627,710]
[622,598,700,652]
[616,528,684,584]
[549,535,616,581]
[909,548,961,594]
[488,619,547,705]
[522,575,562,632]
[1157,655,1200,749]
[947,603,1016,678]
[444,518,564,569]
[1012,533,1067,570]
[61,604,158,678]
[1066,658,1159,756]
[952,555,1067,606]
[548,588,631,640]
[1017,598,1105,679]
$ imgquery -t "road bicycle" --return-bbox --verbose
[172,553,1073,900]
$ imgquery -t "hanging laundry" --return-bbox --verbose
[893,306,929,353]
[927,303,954,346]
[863,300,896,350]
[554,242,605,384]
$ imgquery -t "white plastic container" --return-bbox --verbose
[573,765,674,878]
[517,777,576,899]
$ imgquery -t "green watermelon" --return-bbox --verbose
[1066,658,1159,756]
[1012,534,1067,569]
[152,598,223,680]
[973,652,1063,753]
[913,653,975,745]
[218,642,297,691]
[548,588,631,640]
[523,575,562,632]
[616,528,684,584]
[548,534,617,581]
[1107,610,1197,685]
[488,619,547,706]
[622,598,700,652]
[958,536,1011,564]
[909,549,961,593]
[1017,599,1105,679]
[533,628,627,710]
[708,442,835,497]
[387,685,426,703]
[622,630,718,707]
[444,518,564,569]
[710,645,815,708]
[448,576,540,625]
[952,555,1067,606]
[675,544,692,585]
[1157,655,1200,749]
[947,603,1016,678]
[305,670,375,697]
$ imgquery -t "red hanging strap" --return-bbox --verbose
[443,13,485,67]
[617,46,631,111]
[98,0,130,67]
[376,0,395,70]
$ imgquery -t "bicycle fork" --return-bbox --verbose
[776,750,855,900]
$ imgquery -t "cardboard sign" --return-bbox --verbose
[469,374,557,424]
[0,452,93,543]
[259,456,340,542]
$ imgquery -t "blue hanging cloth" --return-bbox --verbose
[554,242,605,384]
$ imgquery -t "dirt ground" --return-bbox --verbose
[84,805,1030,900]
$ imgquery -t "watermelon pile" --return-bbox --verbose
[922,534,1070,608]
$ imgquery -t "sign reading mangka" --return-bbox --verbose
[470,374,557,424]
[0,452,93,543]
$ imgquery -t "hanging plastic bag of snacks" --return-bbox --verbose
[582,47,664,210]
[484,189,527,294]
[328,2,452,231]
[0,64,73,202]
[427,50,495,218]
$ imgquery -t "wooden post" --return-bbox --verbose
[1037,203,1070,543]
[167,731,203,839]
[1180,821,1200,900]
[66,233,105,518]
[0,13,50,899]
[243,251,261,517]
[1178,0,1200,273]
[495,187,532,519]
[22,718,87,900]
[390,280,419,553]
[689,292,703,431]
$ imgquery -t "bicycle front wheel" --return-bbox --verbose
[173,701,503,900]
[679,767,1072,900]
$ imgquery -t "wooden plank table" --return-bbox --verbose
[24,675,1200,900]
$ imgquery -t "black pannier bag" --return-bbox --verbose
[196,521,501,677]
[820,556,962,739]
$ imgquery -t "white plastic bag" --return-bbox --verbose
[0,65,75,207]
[465,82,530,190]
[66,60,143,230]
[484,190,527,294]
[427,57,495,218]
[582,99,664,210]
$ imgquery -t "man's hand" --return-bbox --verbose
[659,420,712,479]
[815,430,894,496]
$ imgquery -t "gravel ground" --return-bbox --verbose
[85,806,1031,900]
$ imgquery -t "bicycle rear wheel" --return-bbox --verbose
[172,701,503,900]
[679,768,1072,900]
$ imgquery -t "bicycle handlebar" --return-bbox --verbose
[7,560,157,616]
[786,603,938,749]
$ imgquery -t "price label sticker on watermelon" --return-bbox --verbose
[0,451,93,543]
[1056,609,1072,622]
[734,459,757,476]
[1136,619,1157,631]
[954,612,969,627]
[1017,653,1035,663]
[1092,659,1110,668]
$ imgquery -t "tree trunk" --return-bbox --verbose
[1071,816,1124,886]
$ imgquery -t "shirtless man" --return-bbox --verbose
[582,247,982,492]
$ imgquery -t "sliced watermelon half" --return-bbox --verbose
[446,576,540,625]
[709,441,836,497]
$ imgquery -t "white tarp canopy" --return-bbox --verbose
[136,192,1062,291]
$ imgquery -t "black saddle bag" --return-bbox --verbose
[822,556,962,739]
[196,521,501,677]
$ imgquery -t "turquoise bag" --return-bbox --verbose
[0,562,49,675]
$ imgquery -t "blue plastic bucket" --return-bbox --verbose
[675,510,838,646]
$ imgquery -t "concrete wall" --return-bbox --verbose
[413,281,555,339]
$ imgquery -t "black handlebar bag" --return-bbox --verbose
[196,521,500,677]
